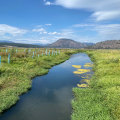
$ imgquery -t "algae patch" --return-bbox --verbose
[77,83,88,88]
[73,68,90,74]
[72,65,81,69]
[72,63,93,88]
[84,63,93,68]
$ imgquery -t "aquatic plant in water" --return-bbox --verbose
[72,50,120,120]
[72,65,81,69]
[84,63,93,68]
[77,83,88,88]
[73,69,90,74]
[72,64,91,89]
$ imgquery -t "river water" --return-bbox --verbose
[0,53,93,120]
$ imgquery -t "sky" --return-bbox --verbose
[0,0,120,44]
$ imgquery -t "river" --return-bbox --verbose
[0,53,93,120]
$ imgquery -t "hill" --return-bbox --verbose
[0,42,42,48]
[48,38,88,48]
[0,39,94,48]
[92,40,120,49]
[0,40,14,43]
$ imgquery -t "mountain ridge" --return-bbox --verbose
[48,38,91,48]
[0,39,94,48]
[91,40,120,49]
[0,42,42,48]
[2,39,120,49]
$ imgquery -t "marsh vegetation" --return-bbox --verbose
[72,50,120,120]
[0,48,120,120]
[0,48,78,113]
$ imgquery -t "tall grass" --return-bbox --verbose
[72,50,120,120]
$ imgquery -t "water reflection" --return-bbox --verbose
[0,53,93,120]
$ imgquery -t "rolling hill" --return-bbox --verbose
[48,38,89,48]
[0,42,42,48]
[92,40,120,49]
[0,39,94,48]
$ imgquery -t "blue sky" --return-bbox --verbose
[0,0,120,44]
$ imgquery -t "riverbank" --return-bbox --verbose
[72,50,120,120]
[0,49,78,113]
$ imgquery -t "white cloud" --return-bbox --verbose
[15,38,49,44]
[72,23,120,42]
[92,11,120,21]
[48,31,61,35]
[94,24,120,40]
[73,24,95,28]
[1,23,120,44]
[32,27,61,35]
[45,1,52,5]
[44,0,120,21]
[32,28,45,32]
[60,29,74,36]
[32,28,47,34]
[0,24,27,36]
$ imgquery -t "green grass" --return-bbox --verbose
[1,48,120,119]
[72,50,120,120]
[0,48,78,113]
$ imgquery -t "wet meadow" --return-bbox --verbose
[72,50,120,120]
[0,48,120,120]
[0,47,78,113]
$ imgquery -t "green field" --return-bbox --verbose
[0,48,78,113]
[72,50,120,120]
[0,48,120,120]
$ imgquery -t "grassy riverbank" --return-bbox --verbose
[0,48,78,113]
[72,50,120,120]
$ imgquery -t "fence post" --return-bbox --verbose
[49,50,50,56]
[46,49,47,56]
[33,51,34,56]
[29,49,31,53]
[8,54,10,64]
[0,56,1,65]
[6,49,8,53]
